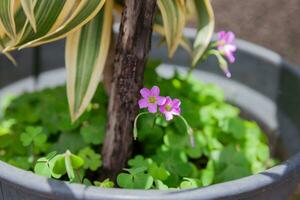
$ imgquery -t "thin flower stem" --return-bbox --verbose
[133,112,152,140]
[177,115,195,147]
[185,47,213,80]
[152,113,159,128]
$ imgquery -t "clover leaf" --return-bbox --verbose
[20,126,47,148]
[117,168,154,189]
[80,120,104,145]
[200,160,214,186]
[180,178,202,189]
[221,117,246,140]
[154,180,168,190]
[34,151,57,178]
[128,155,153,168]
[78,147,102,171]
[148,163,170,181]
[52,150,84,181]
[94,179,115,188]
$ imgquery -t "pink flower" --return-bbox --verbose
[138,86,166,113]
[159,97,181,121]
[217,31,237,64]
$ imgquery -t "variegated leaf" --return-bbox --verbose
[192,0,215,66]
[12,0,75,49]
[19,0,106,49]
[0,0,27,48]
[20,0,37,32]
[66,0,112,121]
[153,24,191,53]
[157,0,186,57]
[0,37,16,65]
[0,0,17,39]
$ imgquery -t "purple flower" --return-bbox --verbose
[138,86,166,113]
[159,97,181,121]
[217,31,237,63]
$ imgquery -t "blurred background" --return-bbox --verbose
[212,2,300,198]
[212,0,300,66]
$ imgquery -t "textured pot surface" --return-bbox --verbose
[0,29,300,200]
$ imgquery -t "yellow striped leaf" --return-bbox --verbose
[19,0,106,49]
[20,0,37,32]
[157,0,186,57]
[1,0,27,48]
[0,0,17,39]
[0,37,16,65]
[153,24,191,53]
[66,0,112,121]
[14,0,71,48]
[192,0,215,66]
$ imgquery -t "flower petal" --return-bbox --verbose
[225,52,236,63]
[164,96,172,104]
[172,107,181,116]
[140,88,151,98]
[225,31,235,43]
[150,86,160,96]
[164,112,173,121]
[138,98,148,109]
[148,103,157,113]
[159,105,166,113]
[172,99,181,108]
[218,31,226,40]
[157,96,166,105]
[224,44,237,52]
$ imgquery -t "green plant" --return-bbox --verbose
[0,62,276,189]
[0,0,225,177]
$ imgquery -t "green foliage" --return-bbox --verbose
[117,167,154,189]
[20,126,47,149]
[0,62,276,189]
[180,178,202,189]
[34,151,57,178]
[78,147,102,171]
[94,179,115,188]
[52,150,84,182]
[0,119,15,136]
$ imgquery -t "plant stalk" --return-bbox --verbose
[101,0,157,180]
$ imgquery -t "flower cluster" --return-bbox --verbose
[138,86,181,121]
[217,31,237,64]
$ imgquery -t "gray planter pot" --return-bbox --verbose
[0,29,300,200]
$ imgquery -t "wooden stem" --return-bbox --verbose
[101,0,157,180]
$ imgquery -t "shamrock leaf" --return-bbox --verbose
[124,167,148,175]
[221,117,246,140]
[94,179,115,188]
[200,160,214,186]
[148,163,170,181]
[117,171,153,189]
[154,180,169,190]
[20,126,47,148]
[180,178,202,189]
[80,119,104,145]
[34,151,57,178]
[128,155,153,168]
[78,147,102,171]
[52,150,84,181]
